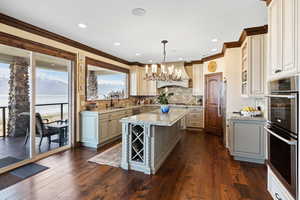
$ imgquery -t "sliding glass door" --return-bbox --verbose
[0,44,31,168]
[0,43,74,171]
[34,52,72,155]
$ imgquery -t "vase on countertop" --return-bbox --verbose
[160,104,170,113]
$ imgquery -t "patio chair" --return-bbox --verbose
[21,112,65,148]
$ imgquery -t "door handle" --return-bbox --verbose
[264,126,297,145]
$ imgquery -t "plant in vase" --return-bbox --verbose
[157,88,174,113]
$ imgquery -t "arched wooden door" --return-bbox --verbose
[204,72,223,136]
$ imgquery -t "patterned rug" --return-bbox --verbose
[88,143,122,167]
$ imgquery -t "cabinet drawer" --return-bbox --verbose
[99,113,110,120]
[188,107,203,112]
[187,120,202,128]
[188,112,203,119]
[268,167,294,200]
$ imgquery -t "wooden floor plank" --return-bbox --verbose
[0,130,272,200]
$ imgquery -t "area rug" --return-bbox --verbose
[88,143,122,167]
[0,157,22,168]
[0,162,49,190]
[10,163,49,179]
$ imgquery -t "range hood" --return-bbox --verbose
[157,62,190,88]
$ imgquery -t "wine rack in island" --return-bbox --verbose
[130,124,145,163]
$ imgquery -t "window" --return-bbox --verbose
[86,58,129,101]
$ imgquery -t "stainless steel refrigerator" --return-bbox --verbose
[221,79,227,146]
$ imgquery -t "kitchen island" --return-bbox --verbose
[120,108,188,174]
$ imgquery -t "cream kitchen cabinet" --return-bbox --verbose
[268,0,297,79]
[80,109,132,148]
[241,34,266,97]
[186,107,204,129]
[192,64,204,96]
[229,118,266,164]
[130,66,157,96]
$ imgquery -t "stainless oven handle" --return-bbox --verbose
[265,94,296,99]
[264,127,297,145]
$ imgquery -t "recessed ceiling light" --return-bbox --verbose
[78,23,87,29]
[179,58,183,61]
[211,38,218,42]
[149,60,153,63]
[135,53,141,56]
[211,48,218,52]
[132,8,146,16]
[114,42,121,46]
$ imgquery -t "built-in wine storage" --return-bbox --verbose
[130,124,145,163]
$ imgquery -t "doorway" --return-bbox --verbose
[204,72,223,136]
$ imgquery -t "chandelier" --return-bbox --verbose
[145,40,182,81]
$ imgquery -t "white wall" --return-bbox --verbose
[203,57,225,75]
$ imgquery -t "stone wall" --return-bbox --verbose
[7,58,30,137]
[87,71,98,100]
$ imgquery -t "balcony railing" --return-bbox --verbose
[0,102,68,137]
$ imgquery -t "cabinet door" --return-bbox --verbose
[99,119,109,142]
[192,64,203,96]
[109,119,118,138]
[232,122,265,158]
[138,68,147,96]
[241,40,249,97]
[130,67,138,96]
[250,35,265,96]
[81,114,98,142]
[268,0,282,75]
[147,80,157,96]
[282,0,296,72]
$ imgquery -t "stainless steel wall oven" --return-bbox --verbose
[265,76,298,198]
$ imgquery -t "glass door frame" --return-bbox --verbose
[0,40,76,174]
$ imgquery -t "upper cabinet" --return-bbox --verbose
[241,34,266,97]
[268,0,297,79]
[192,64,204,96]
[130,66,157,96]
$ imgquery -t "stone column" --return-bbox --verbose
[7,58,30,137]
[87,71,98,99]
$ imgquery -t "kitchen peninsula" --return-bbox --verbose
[120,108,188,174]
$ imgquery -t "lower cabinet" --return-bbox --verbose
[268,166,294,200]
[186,107,204,129]
[80,109,132,148]
[229,119,266,164]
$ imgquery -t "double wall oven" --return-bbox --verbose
[265,76,298,198]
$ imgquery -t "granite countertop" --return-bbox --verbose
[120,108,189,126]
[228,113,266,122]
[82,104,203,114]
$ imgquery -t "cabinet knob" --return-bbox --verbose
[275,69,282,74]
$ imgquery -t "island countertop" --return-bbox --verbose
[120,108,189,126]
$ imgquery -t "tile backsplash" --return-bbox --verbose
[158,87,202,105]
[255,98,268,118]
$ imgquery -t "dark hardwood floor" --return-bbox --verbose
[0,130,272,200]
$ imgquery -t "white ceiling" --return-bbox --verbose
[0,0,267,64]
